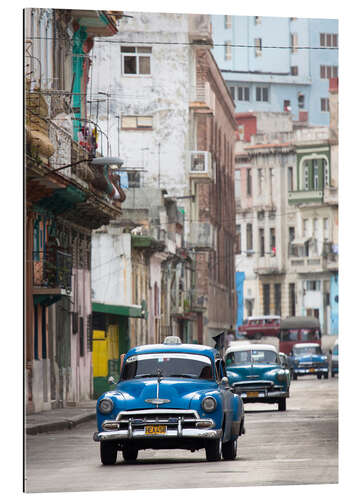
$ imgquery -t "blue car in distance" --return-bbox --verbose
[289,343,329,380]
[225,343,290,411]
[93,337,245,464]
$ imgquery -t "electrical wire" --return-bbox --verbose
[27,35,338,51]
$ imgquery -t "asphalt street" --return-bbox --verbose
[25,376,338,494]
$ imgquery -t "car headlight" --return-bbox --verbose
[276,370,287,382]
[201,396,217,413]
[98,397,114,414]
[321,356,327,361]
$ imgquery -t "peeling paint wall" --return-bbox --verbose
[90,12,193,196]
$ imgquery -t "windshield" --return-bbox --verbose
[121,352,214,380]
[226,349,278,366]
[293,345,322,356]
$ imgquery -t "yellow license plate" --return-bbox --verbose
[145,425,167,435]
[247,391,259,397]
[309,368,315,372]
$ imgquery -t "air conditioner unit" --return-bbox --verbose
[189,151,212,181]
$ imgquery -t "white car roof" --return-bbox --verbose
[225,343,277,356]
[293,343,320,348]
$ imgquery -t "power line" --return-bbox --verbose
[26,36,338,51]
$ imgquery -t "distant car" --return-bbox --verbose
[238,315,280,340]
[289,343,329,380]
[93,337,245,464]
[330,341,338,377]
[225,343,290,411]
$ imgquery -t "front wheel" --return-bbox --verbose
[317,374,322,380]
[324,372,329,379]
[278,398,286,411]
[205,437,222,462]
[293,373,298,380]
[100,441,117,465]
[222,438,237,460]
[331,371,335,378]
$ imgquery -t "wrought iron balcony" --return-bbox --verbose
[33,250,72,291]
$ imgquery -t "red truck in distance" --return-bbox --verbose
[238,316,280,340]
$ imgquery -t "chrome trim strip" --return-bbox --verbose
[116,409,200,421]
[94,428,222,442]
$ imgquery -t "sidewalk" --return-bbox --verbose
[26,400,97,435]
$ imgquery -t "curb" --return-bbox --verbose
[26,412,96,435]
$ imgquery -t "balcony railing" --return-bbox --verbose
[288,189,323,204]
[33,250,72,290]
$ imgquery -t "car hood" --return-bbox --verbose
[227,363,280,379]
[294,354,325,362]
[115,378,217,410]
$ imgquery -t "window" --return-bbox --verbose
[237,86,250,101]
[291,33,298,52]
[323,217,329,236]
[224,15,232,29]
[298,94,305,109]
[291,66,298,76]
[246,223,253,252]
[288,166,293,191]
[263,284,270,315]
[288,226,295,256]
[246,168,252,195]
[320,33,338,48]
[284,100,291,112]
[225,41,232,60]
[303,219,308,236]
[128,171,141,188]
[258,168,263,194]
[255,38,262,56]
[320,65,338,79]
[259,228,265,257]
[121,46,152,75]
[270,228,276,255]
[306,280,321,291]
[289,283,296,316]
[236,225,241,254]
[313,160,319,189]
[304,164,309,190]
[121,116,153,129]
[229,86,235,100]
[274,284,281,316]
[256,86,269,102]
[321,98,330,112]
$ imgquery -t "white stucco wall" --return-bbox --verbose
[90,12,194,197]
[91,229,132,307]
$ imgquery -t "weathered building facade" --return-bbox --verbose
[25,9,123,413]
[90,12,237,346]
[234,103,338,334]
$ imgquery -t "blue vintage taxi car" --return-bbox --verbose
[225,343,290,411]
[289,342,329,380]
[93,337,245,464]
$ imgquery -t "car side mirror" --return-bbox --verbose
[107,376,116,385]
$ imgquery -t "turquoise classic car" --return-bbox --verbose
[225,343,290,411]
[289,342,329,380]
[93,337,245,464]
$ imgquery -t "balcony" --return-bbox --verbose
[289,256,324,274]
[33,250,72,305]
[190,289,208,312]
[288,189,323,205]
[189,82,215,113]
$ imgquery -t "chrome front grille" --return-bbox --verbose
[232,380,274,392]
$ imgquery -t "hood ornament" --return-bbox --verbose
[145,398,171,405]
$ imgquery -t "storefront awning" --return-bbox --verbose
[92,302,144,318]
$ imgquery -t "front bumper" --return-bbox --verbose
[293,366,328,375]
[232,383,288,402]
[93,427,222,442]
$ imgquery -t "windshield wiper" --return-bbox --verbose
[169,374,198,378]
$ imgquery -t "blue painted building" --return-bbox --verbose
[211,16,338,125]
[235,271,245,333]
[330,274,339,335]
